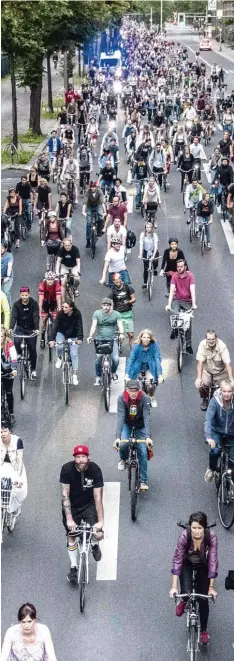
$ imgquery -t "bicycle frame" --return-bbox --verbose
[76,521,93,585]
[216,444,234,529]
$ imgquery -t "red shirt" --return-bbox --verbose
[171,271,195,302]
[108,203,127,225]
[65,90,80,105]
[38,280,61,303]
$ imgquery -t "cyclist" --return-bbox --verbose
[109,178,127,204]
[100,128,119,153]
[55,192,72,238]
[57,105,68,130]
[99,147,114,171]
[1,327,17,425]
[77,144,92,193]
[16,175,32,231]
[208,147,221,184]
[1,420,28,520]
[99,159,116,195]
[47,130,62,174]
[56,237,80,300]
[142,175,161,223]
[215,156,233,212]
[217,130,233,160]
[148,142,167,189]
[3,188,22,249]
[1,241,14,307]
[106,217,127,250]
[35,152,50,181]
[77,102,88,145]
[189,136,207,180]
[59,445,104,583]
[184,177,204,223]
[133,157,149,209]
[195,330,233,411]
[87,297,124,386]
[108,136,120,175]
[166,259,197,352]
[172,126,187,164]
[108,273,136,349]
[114,379,153,491]
[196,192,214,249]
[204,380,234,483]
[61,154,79,205]
[38,271,62,349]
[42,211,64,267]
[125,329,163,408]
[169,511,218,646]
[160,238,185,296]
[177,146,194,191]
[10,287,39,380]
[139,221,159,288]
[82,181,105,248]
[104,195,128,231]
[49,300,83,386]
[60,123,76,151]
[99,237,130,286]
[33,178,52,219]
[86,116,99,156]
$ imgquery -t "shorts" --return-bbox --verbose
[120,310,134,333]
[41,300,57,318]
[62,502,98,534]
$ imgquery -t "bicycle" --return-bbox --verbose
[201,374,219,408]
[90,211,98,259]
[220,186,228,222]
[63,267,79,301]
[116,429,150,521]
[12,332,38,400]
[188,206,197,243]
[1,477,17,538]
[68,521,97,613]
[142,256,154,301]
[213,443,234,529]
[1,373,12,422]
[37,205,47,244]
[93,339,114,411]
[45,311,54,363]
[2,212,18,247]
[145,205,158,228]
[52,339,78,405]
[173,520,215,661]
[170,308,194,372]
[199,218,211,255]
[179,169,193,205]
[66,178,76,207]
[140,371,158,397]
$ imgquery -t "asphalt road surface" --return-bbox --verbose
[1,37,234,661]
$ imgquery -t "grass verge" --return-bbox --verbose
[2,132,46,145]
[41,110,57,119]
[1,150,32,166]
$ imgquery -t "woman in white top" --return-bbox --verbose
[1,603,57,661]
[1,420,27,517]
[86,117,99,157]
[142,175,161,225]
[99,237,130,286]
[139,222,159,288]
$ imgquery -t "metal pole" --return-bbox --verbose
[64,51,68,90]
[161,0,163,35]
[219,28,222,51]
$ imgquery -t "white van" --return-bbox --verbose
[99,49,122,72]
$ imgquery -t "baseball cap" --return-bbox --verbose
[126,379,140,390]
[73,445,89,457]
[102,297,112,305]
[20,287,30,293]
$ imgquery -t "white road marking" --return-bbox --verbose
[161,357,178,379]
[220,217,234,255]
[96,481,120,581]
[127,195,133,213]
[217,123,223,131]
[109,356,126,413]
[203,162,211,184]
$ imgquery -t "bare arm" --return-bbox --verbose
[44,628,58,661]
[76,257,81,273]
[61,483,72,522]
[1,628,12,661]
[100,259,109,282]
[123,211,128,228]
[3,200,9,213]
[48,193,52,210]
[16,449,24,476]
[117,318,124,335]
[197,359,204,380]
[190,283,196,308]
[225,362,233,380]
[93,487,104,523]
[168,283,176,308]
[34,192,39,209]
[88,318,97,338]
[56,256,62,276]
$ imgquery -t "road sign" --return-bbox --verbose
[208,0,217,9]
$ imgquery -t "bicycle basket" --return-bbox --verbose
[170,314,184,329]
[94,340,113,355]
[1,478,12,508]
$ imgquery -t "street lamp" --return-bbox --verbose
[218,26,222,51]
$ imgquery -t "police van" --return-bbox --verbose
[99,49,122,74]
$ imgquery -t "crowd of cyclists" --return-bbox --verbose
[1,16,234,657]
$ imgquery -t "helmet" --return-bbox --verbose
[45,271,56,280]
[47,210,57,218]
[111,237,122,245]
[169,237,178,244]
[89,180,97,188]
[221,155,229,161]
[8,187,15,193]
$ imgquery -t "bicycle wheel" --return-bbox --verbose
[103,371,111,412]
[200,228,205,256]
[189,219,193,243]
[130,464,138,522]
[177,333,183,373]
[64,363,69,405]
[79,553,87,613]
[21,220,26,241]
[19,361,26,400]
[218,476,234,529]
[91,228,96,258]
[147,268,153,301]
[189,623,198,661]
[163,176,167,193]
[7,513,16,533]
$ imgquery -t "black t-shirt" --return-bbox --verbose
[36,186,51,203]
[16,182,31,200]
[109,284,135,313]
[58,200,71,218]
[58,111,67,124]
[218,139,231,156]
[101,167,115,183]
[59,461,104,512]
[58,244,80,267]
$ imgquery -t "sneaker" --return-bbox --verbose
[10,413,16,425]
[86,240,91,248]
[154,270,158,276]
[176,601,185,617]
[118,459,126,471]
[170,329,176,339]
[140,483,148,491]
[150,396,157,408]
[67,566,78,584]
[55,357,62,369]
[92,544,102,562]
[204,468,215,483]
[72,374,79,386]
[40,337,45,349]
[200,398,208,411]
[7,515,16,532]
[112,373,118,382]
[200,631,210,645]
[74,289,80,297]
[94,377,101,386]
[186,346,193,355]
[31,371,37,379]
[216,205,221,214]
[142,284,147,289]
[207,242,211,249]
[186,218,191,225]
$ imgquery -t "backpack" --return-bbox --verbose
[186,526,211,561]
[126,229,136,249]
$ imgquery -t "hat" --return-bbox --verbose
[102,297,112,305]
[73,445,89,457]
[20,287,30,293]
[126,379,140,390]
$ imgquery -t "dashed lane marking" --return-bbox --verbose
[220,217,234,255]
[96,481,120,581]
[109,356,126,413]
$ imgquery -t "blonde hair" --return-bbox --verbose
[1,325,12,348]
[135,328,156,345]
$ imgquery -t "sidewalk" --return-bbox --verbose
[211,38,234,63]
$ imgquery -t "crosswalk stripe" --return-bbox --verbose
[96,481,120,581]
[109,356,126,413]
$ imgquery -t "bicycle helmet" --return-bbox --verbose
[8,187,15,193]
[168,237,178,244]
[47,210,57,218]
[111,237,122,245]
[89,180,97,188]
[45,271,56,280]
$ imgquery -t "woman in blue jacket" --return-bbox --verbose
[125,328,163,407]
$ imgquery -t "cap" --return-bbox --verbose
[73,445,89,456]
[126,379,140,390]
[20,287,30,293]
[47,210,57,218]
[102,297,112,305]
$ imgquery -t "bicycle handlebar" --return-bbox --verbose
[11,331,38,338]
[173,593,215,602]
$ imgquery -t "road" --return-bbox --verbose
[1,37,234,661]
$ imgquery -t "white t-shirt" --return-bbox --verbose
[104,246,126,273]
[107,225,127,243]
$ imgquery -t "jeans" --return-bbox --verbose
[56,332,78,370]
[14,327,37,371]
[22,200,32,227]
[80,170,90,189]
[180,170,193,191]
[78,123,86,144]
[64,217,72,236]
[95,338,119,376]
[143,249,159,283]
[152,166,164,188]
[180,561,209,632]
[1,377,14,414]
[8,213,21,240]
[197,217,211,242]
[108,270,130,286]
[135,180,145,207]
[171,299,192,346]
[119,424,148,483]
[1,278,13,307]
[86,205,103,240]
[100,180,114,195]
[208,432,234,470]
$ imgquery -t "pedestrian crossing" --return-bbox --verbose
[224,69,234,74]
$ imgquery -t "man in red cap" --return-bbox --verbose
[10,287,39,379]
[60,445,104,584]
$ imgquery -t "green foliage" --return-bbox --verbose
[1,149,32,165]
[41,110,57,119]
[2,132,46,144]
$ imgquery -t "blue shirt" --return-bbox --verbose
[1,251,13,280]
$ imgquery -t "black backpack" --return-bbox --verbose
[126,229,136,249]
[186,525,211,560]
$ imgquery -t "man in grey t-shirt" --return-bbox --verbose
[87,297,124,386]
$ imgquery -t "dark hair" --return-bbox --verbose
[63,298,74,309]
[189,511,207,529]
[176,259,186,266]
[18,603,37,622]
[206,329,217,337]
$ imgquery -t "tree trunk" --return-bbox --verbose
[10,54,18,148]
[47,51,53,113]
[29,75,43,135]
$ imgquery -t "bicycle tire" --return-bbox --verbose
[163,177,167,193]
[21,221,26,241]
[103,371,111,412]
[91,228,96,259]
[218,477,234,529]
[130,464,138,522]
[177,334,183,373]
[79,553,87,613]
[39,222,44,244]
[141,203,144,218]
[189,220,193,243]
[19,361,26,400]
[189,623,197,661]
[148,269,153,301]
[7,514,16,533]
[201,228,205,256]
[64,362,69,405]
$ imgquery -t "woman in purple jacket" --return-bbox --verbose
[169,511,218,646]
